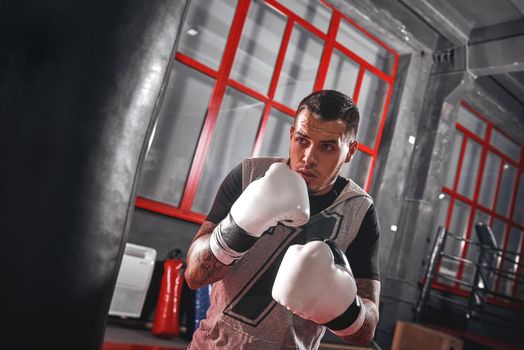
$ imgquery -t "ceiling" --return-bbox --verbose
[398,0,524,106]
[444,0,523,28]
[449,0,524,107]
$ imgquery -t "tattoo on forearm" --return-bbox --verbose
[186,221,232,287]
[194,244,227,285]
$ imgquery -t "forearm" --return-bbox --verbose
[340,279,380,345]
[341,296,379,345]
[184,221,233,290]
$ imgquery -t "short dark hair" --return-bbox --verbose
[296,90,359,137]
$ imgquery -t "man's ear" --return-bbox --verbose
[289,125,295,140]
[345,140,358,163]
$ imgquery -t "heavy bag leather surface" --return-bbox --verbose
[0,0,189,348]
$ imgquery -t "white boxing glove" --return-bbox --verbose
[272,240,365,337]
[210,162,310,265]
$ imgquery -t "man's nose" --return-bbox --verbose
[303,146,318,168]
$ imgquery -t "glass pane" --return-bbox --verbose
[448,200,472,252]
[137,61,214,206]
[356,71,388,148]
[491,218,506,270]
[274,24,323,109]
[491,219,506,249]
[479,152,501,209]
[457,139,482,199]
[336,19,395,74]
[457,105,486,137]
[498,227,522,297]
[461,242,479,290]
[462,210,490,287]
[278,0,332,32]
[178,0,237,70]
[444,131,464,189]
[512,173,524,225]
[495,163,516,217]
[259,108,293,158]
[340,151,371,189]
[192,88,264,214]
[230,1,286,93]
[324,49,359,100]
[440,200,471,285]
[490,129,520,162]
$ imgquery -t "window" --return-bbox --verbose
[136,0,399,223]
[434,102,524,307]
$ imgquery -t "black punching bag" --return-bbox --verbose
[0,0,189,348]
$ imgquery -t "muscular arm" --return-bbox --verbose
[341,279,380,345]
[184,221,233,290]
[184,164,242,290]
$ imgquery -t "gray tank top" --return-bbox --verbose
[189,157,373,349]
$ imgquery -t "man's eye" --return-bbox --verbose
[321,144,334,151]
[296,137,307,144]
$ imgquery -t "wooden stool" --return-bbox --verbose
[392,321,463,350]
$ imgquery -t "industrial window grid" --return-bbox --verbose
[434,101,524,309]
[136,0,399,224]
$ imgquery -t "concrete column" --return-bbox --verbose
[376,66,476,347]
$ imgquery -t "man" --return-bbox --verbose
[185,90,380,349]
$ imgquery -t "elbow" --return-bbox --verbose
[185,280,200,291]
[184,270,196,290]
[184,264,202,290]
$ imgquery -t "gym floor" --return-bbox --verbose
[102,322,373,350]
[103,322,189,350]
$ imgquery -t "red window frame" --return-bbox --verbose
[136,0,399,224]
[433,101,524,310]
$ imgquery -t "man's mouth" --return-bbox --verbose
[298,170,316,182]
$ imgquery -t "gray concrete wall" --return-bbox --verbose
[376,70,474,347]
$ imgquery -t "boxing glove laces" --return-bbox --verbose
[272,239,365,336]
[209,162,310,265]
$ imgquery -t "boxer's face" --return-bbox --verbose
[289,109,358,196]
